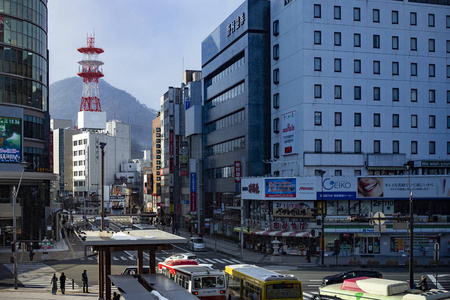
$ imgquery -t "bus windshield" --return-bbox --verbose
[266,283,302,299]
[193,276,225,289]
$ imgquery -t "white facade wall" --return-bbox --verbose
[270,0,450,177]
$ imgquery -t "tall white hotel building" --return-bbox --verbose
[270,0,449,177]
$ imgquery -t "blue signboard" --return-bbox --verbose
[190,173,196,193]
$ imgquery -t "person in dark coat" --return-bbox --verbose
[306,247,312,263]
[29,247,34,261]
[82,270,88,293]
[113,291,121,300]
[416,275,428,291]
[60,272,66,294]
[50,273,58,295]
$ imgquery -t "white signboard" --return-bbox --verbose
[281,110,297,156]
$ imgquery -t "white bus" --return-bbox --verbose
[315,277,450,300]
[91,217,110,231]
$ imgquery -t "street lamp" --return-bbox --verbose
[12,161,28,289]
[317,170,326,266]
[405,162,414,288]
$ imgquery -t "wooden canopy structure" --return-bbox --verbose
[82,229,186,300]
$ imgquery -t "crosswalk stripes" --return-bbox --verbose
[3,263,82,290]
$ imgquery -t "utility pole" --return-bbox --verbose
[317,170,326,266]
[100,142,106,230]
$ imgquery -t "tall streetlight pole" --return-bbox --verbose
[405,163,414,288]
[317,170,326,266]
[12,162,28,289]
[100,142,106,230]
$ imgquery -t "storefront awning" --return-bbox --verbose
[233,227,310,237]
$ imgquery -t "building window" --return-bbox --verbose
[354,7,361,21]
[392,88,399,102]
[335,140,342,153]
[334,58,342,72]
[314,112,322,126]
[447,15,450,28]
[373,61,380,74]
[373,87,381,101]
[411,89,418,102]
[273,20,279,36]
[429,141,436,154]
[354,140,362,153]
[273,93,280,109]
[334,32,341,46]
[411,63,417,76]
[334,6,341,20]
[314,31,322,45]
[448,142,450,155]
[354,33,361,47]
[335,170,342,176]
[411,141,418,154]
[354,86,362,100]
[74,141,77,146]
[392,11,399,24]
[393,141,399,154]
[354,170,362,176]
[429,39,435,52]
[335,112,342,126]
[273,143,280,158]
[411,114,418,128]
[314,84,322,98]
[429,115,436,128]
[410,12,417,25]
[447,65,450,78]
[273,118,280,133]
[392,36,399,50]
[447,116,450,129]
[315,139,322,153]
[374,140,381,153]
[374,114,381,127]
[447,40,450,53]
[392,62,399,75]
[428,90,436,103]
[448,90,450,103]
[314,57,322,71]
[373,9,380,23]
[354,59,361,73]
[273,68,279,84]
[429,64,435,77]
[273,44,280,60]
[428,14,435,27]
[354,113,361,127]
[410,37,417,51]
[373,35,380,48]
[314,4,321,18]
[334,85,342,99]
[393,114,399,128]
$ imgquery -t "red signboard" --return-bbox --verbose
[190,192,196,212]
[169,130,174,157]
[234,161,241,183]
[180,170,188,176]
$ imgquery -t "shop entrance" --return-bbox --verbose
[357,236,380,254]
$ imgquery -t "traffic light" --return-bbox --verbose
[333,239,341,255]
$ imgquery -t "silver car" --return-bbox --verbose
[187,237,206,252]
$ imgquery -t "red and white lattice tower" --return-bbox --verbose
[77,34,104,112]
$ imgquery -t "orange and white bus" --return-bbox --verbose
[158,262,226,300]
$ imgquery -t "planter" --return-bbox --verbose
[367,259,380,266]
[386,259,399,266]
[349,259,361,266]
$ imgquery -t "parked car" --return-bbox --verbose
[119,266,150,275]
[321,269,382,286]
[165,253,198,262]
[187,237,206,252]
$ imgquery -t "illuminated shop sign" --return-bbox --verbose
[0,117,22,163]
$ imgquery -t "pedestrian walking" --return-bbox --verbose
[82,269,89,293]
[50,273,58,295]
[60,272,66,294]
[29,247,34,261]
[113,291,121,300]
[306,247,312,263]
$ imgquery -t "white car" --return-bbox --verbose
[187,237,206,252]
[165,253,198,262]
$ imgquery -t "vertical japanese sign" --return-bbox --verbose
[281,110,297,156]
[169,130,174,172]
[234,161,241,183]
[190,173,197,213]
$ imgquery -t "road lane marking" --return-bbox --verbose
[428,275,443,289]
[222,259,236,264]
[213,259,227,264]
[113,257,118,261]
[120,256,127,261]
[203,258,216,263]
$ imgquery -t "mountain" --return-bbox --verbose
[49,77,157,158]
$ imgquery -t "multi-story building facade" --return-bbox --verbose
[0,0,54,244]
[201,0,271,236]
[151,113,161,213]
[234,0,450,257]
[72,120,131,213]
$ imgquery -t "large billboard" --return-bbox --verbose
[0,117,22,163]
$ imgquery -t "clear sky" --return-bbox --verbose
[48,0,244,111]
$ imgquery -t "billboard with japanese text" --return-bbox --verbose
[0,117,22,163]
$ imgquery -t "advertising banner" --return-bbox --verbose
[281,110,297,156]
[0,117,22,163]
[272,201,314,218]
[234,161,241,183]
[241,178,264,200]
[110,185,126,200]
[317,176,357,200]
[265,178,296,198]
